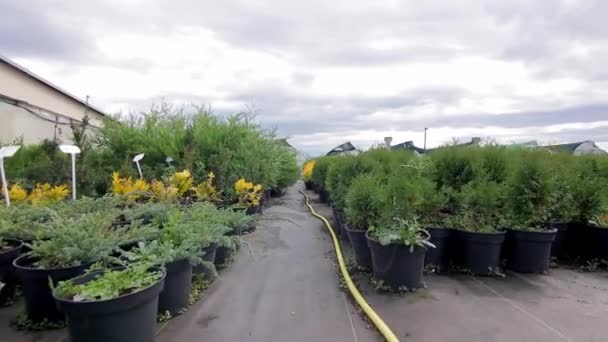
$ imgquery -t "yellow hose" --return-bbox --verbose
[299,191,400,342]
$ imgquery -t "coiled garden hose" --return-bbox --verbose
[300,191,400,342]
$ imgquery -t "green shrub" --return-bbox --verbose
[505,152,555,230]
[325,155,377,209]
[310,156,335,190]
[344,173,387,231]
[448,180,505,233]
[430,147,479,190]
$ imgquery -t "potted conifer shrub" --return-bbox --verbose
[504,154,557,273]
[448,180,506,275]
[14,211,116,323]
[53,264,165,342]
[367,218,434,289]
[344,174,387,270]
[124,212,205,317]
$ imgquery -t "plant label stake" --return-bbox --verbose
[165,156,174,167]
[133,154,145,179]
[59,145,81,200]
[0,145,21,207]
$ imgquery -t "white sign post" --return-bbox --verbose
[59,145,81,200]
[133,154,145,179]
[165,156,174,167]
[0,145,21,207]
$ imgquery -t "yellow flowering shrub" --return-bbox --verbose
[111,172,150,201]
[302,160,316,181]
[28,183,70,206]
[193,172,222,203]
[169,169,193,196]
[8,184,28,203]
[150,180,179,202]
[235,178,263,207]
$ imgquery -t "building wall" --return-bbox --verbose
[0,102,80,144]
[0,62,104,144]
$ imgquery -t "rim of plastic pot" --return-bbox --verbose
[453,228,506,236]
[13,254,96,272]
[1,238,23,254]
[53,267,166,305]
[506,227,558,234]
[365,230,430,250]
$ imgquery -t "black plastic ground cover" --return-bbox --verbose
[13,255,93,322]
[367,232,426,289]
[505,229,556,273]
[452,230,505,275]
[53,268,165,342]
[345,226,372,270]
[158,259,192,316]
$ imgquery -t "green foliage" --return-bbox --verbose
[325,155,377,209]
[344,174,387,230]
[28,211,119,268]
[448,180,505,233]
[430,147,479,190]
[310,156,335,189]
[54,264,163,301]
[505,152,555,230]
[3,140,70,189]
[369,218,435,251]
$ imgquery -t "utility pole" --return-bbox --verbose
[423,127,428,153]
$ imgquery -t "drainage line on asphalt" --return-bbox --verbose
[300,191,400,342]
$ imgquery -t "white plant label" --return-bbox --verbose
[133,153,145,178]
[0,145,21,207]
[59,145,81,200]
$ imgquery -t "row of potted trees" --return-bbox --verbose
[306,147,608,289]
[0,192,259,341]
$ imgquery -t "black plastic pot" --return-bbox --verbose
[587,224,608,260]
[319,190,330,203]
[13,255,93,322]
[304,181,314,190]
[0,238,23,281]
[158,259,192,316]
[214,245,233,266]
[549,222,569,258]
[193,243,217,280]
[505,229,557,273]
[453,230,505,275]
[53,268,165,342]
[424,228,451,271]
[330,204,342,236]
[246,205,262,216]
[270,188,285,197]
[344,226,371,270]
[366,232,426,289]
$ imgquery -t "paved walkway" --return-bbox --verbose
[157,182,378,342]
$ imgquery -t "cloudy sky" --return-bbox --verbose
[2,0,608,155]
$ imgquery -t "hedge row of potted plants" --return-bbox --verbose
[305,146,608,289]
[5,108,300,199]
[0,196,258,342]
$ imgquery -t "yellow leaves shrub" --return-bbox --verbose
[8,184,27,202]
[193,172,222,203]
[303,160,315,181]
[169,169,193,196]
[28,183,70,206]
[235,178,263,207]
[150,180,179,202]
[111,172,150,201]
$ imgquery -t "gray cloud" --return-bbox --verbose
[4,0,608,154]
